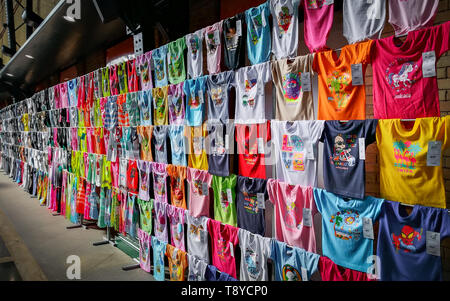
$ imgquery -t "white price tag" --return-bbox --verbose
[359,138,366,160]
[257,193,265,209]
[214,30,220,45]
[229,242,235,257]
[202,182,209,196]
[225,134,230,150]
[426,231,440,257]
[261,10,267,27]
[227,188,233,204]
[236,20,242,37]
[200,230,206,244]
[427,141,442,167]
[422,51,436,78]
[325,0,334,5]
[301,72,311,92]
[306,143,315,160]
[257,138,265,154]
[351,63,364,86]
[363,217,374,240]
[198,90,204,104]
[301,267,308,281]
[303,208,312,227]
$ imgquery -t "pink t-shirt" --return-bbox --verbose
[152,162,168,203]
[267,179,318,253]
[207,219,239,279]
[187,167,212,217]
[319,256,376,281]
[389,0,439,37]
[168,204,186,251]
[86,128,95,154]
[204,21,223,75]
[303,0,333,53]
[372,21,450,119]
[111,159,119,188]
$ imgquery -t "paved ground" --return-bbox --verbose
[0,172,153,281]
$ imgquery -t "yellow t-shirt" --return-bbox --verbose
[187,124,208,171]
[376,117,450,208]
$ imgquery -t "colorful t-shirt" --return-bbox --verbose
[167,37,187,85]
[138,160,152,201]
[376,117,450,208]
[154,201,168,243]
[137,125,153,162]
[234,61,271,124]
[137,51,153,91]
[153,86,169,126]
[167,205,186,251]
[377,201,450,281]
[245,2,271,65]
[235,121,271,179]
[138,90,152,126]
[320,120,378,199]
[167,164,187,209]
[207,219,239,279]
[238,229,271,281]
[138,228,152,273]
[168,125,187,166]
[185,28,205,79]
[372,22,450,119]
[271,120,324,186]
[186,214,210,263]
[313,188,384,273]
[152,45,169,88]
[187,124,208,171]
[270,239,320,281]
[184,76,207,127]
[268,179,318,253]
[212,174,237,227]
[236,176,267,236]
[168,83,185,125]
[138,198,153,234]
[313,40,373,120]
[204,21,224,75]
[165,244,188,281]
[187,167,212,217]
[270,0,300,59]
[303,0,334,53]
[271,54,315,121]
[151,236,167,281]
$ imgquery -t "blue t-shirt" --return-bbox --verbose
[152,45,169,88]
[204,265,238,281]
[68,78,78,107]
[138,90,152,126]
[270,239,319,281]
[245,2,271,65]
[184,76,207,127]
[151,236,167,281]
[168,124,187,166]
[377,201,450,281]
[320,120,378,199]
[313,188,384,273]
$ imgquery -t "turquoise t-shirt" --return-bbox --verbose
[151,236,167,281]
[313,188,384,273]
[245,2,271,65]
[184,76,207,127]
[152,45,169,88]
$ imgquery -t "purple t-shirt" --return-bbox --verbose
[377,201,450,281]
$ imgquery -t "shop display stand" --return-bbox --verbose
[93,226,115,246]
[66,215,97,230]
[116,234,140,271]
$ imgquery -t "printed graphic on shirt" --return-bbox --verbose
[172,221,183,243]
[330,210,361,241]
[331,134,357,169]
[225,27,239,51]
[281,134,305,172]
[250,14,263,45]
[385,59,419,99]
[243,138,258,165]
[326,71,351,110]
[307,0,325,9]
[171,177,184,206]
[243,79,258,108]
[243,192,259,214]
[211,86,225,106]
[244,248,260,280]
[169,53,183,79]
[206,32,219,54]
[212,135,226,155]
[277,6,293,37]
[189,223,205,241]
[193,137,204,155]
[217,237,228,261]
[393,140,422,173]
[156,212,166,234]
[156,249,165,274]
[282,264,302,281]
[282,72,302,103]
[155,174,166,197]
[155,60,166,82]
[285,198,301,230]
[171,97,183,118]
[392,225,423,253]
[155,95,166,122]
[220,190,231,209]
[189,36,200,60]
[188,93,201,109]
[192,179,207,195]
[141,61,150,86]
[170,256,183,280]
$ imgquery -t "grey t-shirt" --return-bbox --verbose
[153,125,169,164]
[186,214,210,263]
[207,122,234,177]
[207,71,234,124]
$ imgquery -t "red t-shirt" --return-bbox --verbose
[126,160,139,194]
[319,256,376,281]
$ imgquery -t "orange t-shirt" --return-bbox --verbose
[137,126,153,162]
[165,244,188,281]
[313,40,373,120]
[167,164,187,209]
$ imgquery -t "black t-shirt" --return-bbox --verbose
[207,122,234,177]
[223,13,245,70]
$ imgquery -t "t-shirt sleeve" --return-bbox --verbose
[309,120,325,144]
[268,238,276,261]
[365,119,379,146]
[359,40,374,64]
[312,188,323,214]
[370,197,385,222]
[433,21,450,57]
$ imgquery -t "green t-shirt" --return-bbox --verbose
[212,174,237,227]
[138,199,154,234]
[168,37,187,84]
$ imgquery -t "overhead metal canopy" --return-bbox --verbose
[0,0,127,102]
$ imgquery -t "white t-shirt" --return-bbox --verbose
[270,0,300,59]
[186,213,210,263]
[186,29,205,79]
[343,0,386,44]
[238,228,271,281]
[234,61,272,124]
[204,21,224,75]
[188,254,208,281]
[271,120,324,186]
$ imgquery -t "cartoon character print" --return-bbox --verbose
[281,134,305,172]
[156,248,165,274]
[155,59,166,82]
[155,95,166,122]
[211,86,224,106]
[392,225,423,253]
[220,190,230,210]
[169,52,182,79]
[249,13,264,45]
[189,223,205,242]
[192,179,206,196]
[171,218,183,244]
[326,71,351,110]
[307,0,325,9]
[385,59,419,99]
[171,177,184,205]
[189,36,200,60]
[282,72,302,103]
[225,26,239,51]
[188,92,202,109]
[206,31,219,54]
[170,255,183,281]
[282,264,302,281]
[277,6,293,37]
[244,248,260,280]
[140,60,150,86]
[284,197,301,230]
[171,96,183,118]
[243,191,259,214]
[330,210,361,240]
[331,134,356,169]
[155,174,166,197]
[393,140,422,173]
[217,237,228,261]
[243,137,258,165]
[243,78,258,108]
